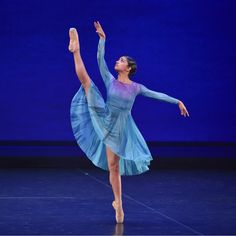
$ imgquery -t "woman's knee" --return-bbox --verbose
[106,146,120,173]
[109,161,119,173]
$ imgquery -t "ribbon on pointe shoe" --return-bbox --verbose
[112,201,124,224]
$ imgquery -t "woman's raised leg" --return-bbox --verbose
[106,146,124,223]
[68,28,91,96]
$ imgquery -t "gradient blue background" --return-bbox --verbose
[0,0,235,142]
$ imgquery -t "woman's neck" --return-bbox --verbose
[117,74,130,82]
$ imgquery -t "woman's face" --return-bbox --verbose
[114,56,130,73]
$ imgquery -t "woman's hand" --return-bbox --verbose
[178,101,190,117]
[94,21,106,39]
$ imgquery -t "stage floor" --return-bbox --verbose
[0,168,235,235]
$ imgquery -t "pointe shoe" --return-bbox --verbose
[112,201,124,224]
[68,28,79,53]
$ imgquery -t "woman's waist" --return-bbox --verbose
[106,102,131,114]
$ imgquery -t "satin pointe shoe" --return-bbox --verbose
[112,201,124,224]
[68,28,79,53]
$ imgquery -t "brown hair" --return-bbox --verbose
[125,56,137,78]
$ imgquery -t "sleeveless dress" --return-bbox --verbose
[70,38,180,176]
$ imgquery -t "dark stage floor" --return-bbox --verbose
[0,168,235,235]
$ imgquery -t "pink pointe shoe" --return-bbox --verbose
[68,28,79,53]
[112,201,124,224]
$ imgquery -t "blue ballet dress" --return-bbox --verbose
[70,38,180,176]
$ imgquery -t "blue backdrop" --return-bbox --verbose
[0,0,235,142]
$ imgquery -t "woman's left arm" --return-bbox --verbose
[94,21,115,89]
[139,84,189,117]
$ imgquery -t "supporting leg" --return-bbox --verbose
[106,146,124,223]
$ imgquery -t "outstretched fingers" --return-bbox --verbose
[94,20,106,39]
[179,102,190,117]
[185,108,190,117]
[181,107,190,117]
[94,21,100,30]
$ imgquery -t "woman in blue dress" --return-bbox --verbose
[68,21,189,223]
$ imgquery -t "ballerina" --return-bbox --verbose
[68,21,189,224]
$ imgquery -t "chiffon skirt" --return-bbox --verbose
[70,79,153,175]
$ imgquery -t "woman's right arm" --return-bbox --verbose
[139,84,190,117]
[94,21,115,89]
[139,84,180,104]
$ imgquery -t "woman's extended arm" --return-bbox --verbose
[139,84,179,104]
[139,84,189,117]
[94,21,115,89]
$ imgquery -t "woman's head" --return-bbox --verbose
[114,56,137,78]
